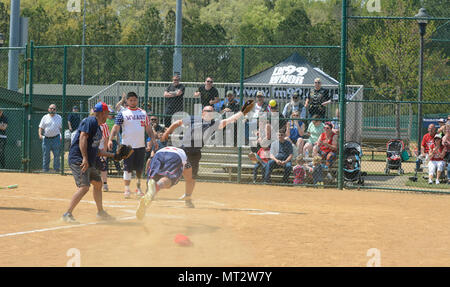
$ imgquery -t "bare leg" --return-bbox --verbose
[91,180,104,212]
[183,167,195,197]
[66,186,90,214]
[296,138,304,156]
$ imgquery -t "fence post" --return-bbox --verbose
[26,41,34,173]
[61,46,67,175]
[237,46,245,183]
[144,46,150,113]
[338,0,348,190]
[22,43,28,172]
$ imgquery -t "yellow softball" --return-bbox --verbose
[269,100,277,107]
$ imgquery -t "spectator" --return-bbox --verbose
[38,104,62,173]
[282,92,306,119]
[306,156,324,185]
[437,118,446,136]
[285,110,305,156]
[331,108,340,134]
[264,129,293,184]
[313,121,338,169]
[194,77,219,108]
[219,91,240,146]
[251,146,270,183]
[220,90,240,114]
[302,115,325,158]
[428,134,447,185]
[442,123,450,184]
[150,115,165,134]
[268,100,287,131]
[163,75,185,127]
[416,124,437,172]
[304,78,331,120]
[292,155,306,185]
[0,109,7,169]
[68,106,81,143]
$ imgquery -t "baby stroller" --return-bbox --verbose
[343,142,366,186]
[385,139,405,175]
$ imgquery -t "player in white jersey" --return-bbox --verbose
[136,146,194,220]
[108,92,157,198]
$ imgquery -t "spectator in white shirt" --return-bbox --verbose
[38,104,62,173]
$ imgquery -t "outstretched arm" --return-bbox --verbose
[161,120,183,142]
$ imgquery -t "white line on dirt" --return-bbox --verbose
[0,216,136,238]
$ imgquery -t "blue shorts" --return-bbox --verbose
[147,151,184,186]
[123,147,146,173]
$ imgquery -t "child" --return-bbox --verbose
[293,155,306,185]
[305,156,323,185]
[250,146,271,183]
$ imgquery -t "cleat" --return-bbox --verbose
[136,188,144,197]
[124,190,131,199]
[136,180,156,220]
[103,184,109,192]
[61,212,79,224]
[185,199,195,208]
[96,210,115,221]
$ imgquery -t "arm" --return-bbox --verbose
[115,93,126,111]
[107,124,120,150]
[161,120,183,142]
[79,132,89,172]
[38,127,44,140]
[145,123,158,149]
[218,111,244,130]
[68,120,73,132]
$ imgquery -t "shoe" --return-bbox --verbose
[428,180,433,184]
[136,180,156,220]
[136,188,144,197]
[97,210,115,221]
[103,184,109,192]
[124,190,131,199]
[185,199,195,208]
[436,180,440,185]
[61,212,79,224]
[179,194,186,200]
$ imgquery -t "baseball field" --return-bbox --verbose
[1,172,450,267]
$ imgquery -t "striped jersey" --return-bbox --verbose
[99,123,110,150]
[115,107,149,148]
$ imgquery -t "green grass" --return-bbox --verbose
[405,177,450,190]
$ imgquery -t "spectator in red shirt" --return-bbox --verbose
[428,134,447,184]
[313,122,338,168]
[416,124,437,172]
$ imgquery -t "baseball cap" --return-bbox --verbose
[256,91,264,97]
[93,102,109,112]
[226,90,234,96]
[292,92,299,98]
[73,105,79,110]
[434,134,442,139]
[438,118,445,123]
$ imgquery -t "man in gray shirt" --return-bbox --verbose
[264,129,293,183]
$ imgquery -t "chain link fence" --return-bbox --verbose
[0,7,448,193]
[347,10,450,192]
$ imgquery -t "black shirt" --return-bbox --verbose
[0,114,7,137]
[181,115,217,153]
[165,83,185,113]
[221,99,240,114]
[197,85,219,107]
[68,113,81,131]
[307,88,330,117]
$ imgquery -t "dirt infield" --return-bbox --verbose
[1,172,450,267]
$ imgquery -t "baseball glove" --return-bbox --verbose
[113,144,134,161]
[241,100,255,116]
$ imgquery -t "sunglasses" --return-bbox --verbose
[151,118,157,121]
[49,108,56,110]
[314,82,321,84]
[206,80,213,83]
